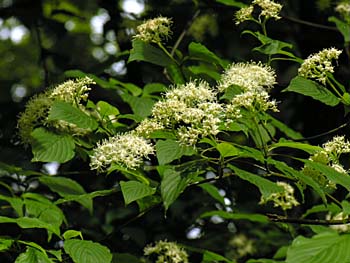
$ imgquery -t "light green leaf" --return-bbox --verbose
[229,165,283,199]
[216,142,239,157]
[120,181,156,205]
[64,239,112,263]
[96,101,120,118]
[202,250,234,262]
[286,232,350,263]
[120,93,155,118]
[269,140,323,154]
[188,42,228,68]
[63,230,83,240]
[188,65,221,81]
[31,128,75,163]
[329,16,350,43]
[200,210,269,223]
[39,176,92,213]
[128,39,173,67]
[156,140,196,165]
[142,83,167,96]
[15,247,53,263]
[0,194,23,217]
[215,0,246,8]
[283,76,340,106]
[48,101,98,130]
[0,238,13,252]
[199,183,225,205]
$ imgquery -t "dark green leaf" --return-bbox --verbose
[48,101,98,130]
[120,181,156,205]
[64,239,112,263]
[329,17,350,42]
[283,76,340,106]
[166,63,185,84]
[112,253,141,263]
[269,140,323,154]
[215,0,246,8]
[120,93,155,118]
[200,210,269,223]
[31,128,75,163]
[202,250,234,262]
[188,42,227,68]
[269,116,303,140]
[199,183,225,205]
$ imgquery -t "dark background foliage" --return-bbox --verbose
[0,0,349,261]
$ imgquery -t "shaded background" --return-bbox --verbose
[0,0,349,261]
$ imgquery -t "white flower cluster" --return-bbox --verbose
[144,240,189,263]
[260,181,299,210]
[137,81,224,146]
[327,212,350,233]
[17,77,95,144]
[336,2,350,21]
[134,16,173,43]
[235,0,282,24]
[323,135,350,156]
[90,133,155,171]
[219,61,278,113]
[298,48,342,85]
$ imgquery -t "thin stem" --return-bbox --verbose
[283,15,338,32]
[268,213,350,225]
[326,77,343,99]
[157,42,178,65]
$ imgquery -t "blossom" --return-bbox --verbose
[90,133,155,171]
[134,119,164,138]
[253,0,282,20]
[323,135,350,156]
[218,61,276,92]
[298,48,342,84]
[327,212,350,232]
[134,16,172,43]
[260,181,299,210]
[235,6,254,25]
[231,90,279,112]
[335,2,350,21]
[144,240,189,263]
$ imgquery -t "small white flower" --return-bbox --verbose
[335,2,350,21]
[134,16,173,43]
[144,240,189,263]
[298,48,342,84]
[323,135,350,155]
[90,133,155,171]
[253,0,282,20]
[235,6,254,25]
[231,90,279,112]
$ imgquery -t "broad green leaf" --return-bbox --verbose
[283,76,340,106]
[142,83,167,96]
[156,140,196,165]
[96,101,120,118]
[202,250,234,262]
[120,181,156,205]
[247,260,283,263]
[215,0,246,8]
[64,239,112,263]
[329,17,350,42]
[0,238,13,252]
[216,142,239,157]
[200,210,269,223]
[109,78,143,96]
[268,159,326,204]
[31,128,75,163]
[0,216,60,237]
[166,63,185,84]
[235,145,265,163]
[63,230,83,240]
[160,167,194,211]
[268,116,303,140]
[269,140,323,154]
[302,203,340,219]
[108,164,150,185]
[15,247,53,263]
[342,201,350,216]
[48,101,98,130]
[188,65,221,81]
[128,39,173,67]
[302,160,350,191]
[286,232,350,263]
[120,93,155,118]
[39,176,92,213]
[188,42,228,68]
[199,183,225,205]
[0,194,23,217]
[229,165,283,199]
[220,85,243,101]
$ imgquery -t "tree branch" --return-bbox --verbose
[268,213,350,225]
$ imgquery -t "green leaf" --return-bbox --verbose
[188,65,221,81]
[166,63,185,84]
[63,230,83,240]
[120,93,155,118]
[0,238,13,252]
[64,239,112,263]
[302,160,350,191]
[39,176,93,213]
[15,247,53,263]
[199,183,225,205]
[202,250,234,262]
[156,140,196,165]
[48,101,98,130]
[269,140,323,154]
[229,165,283,199]
[188,42,227,68]
[283,76,340,106]
[235,145,265,163]
[96,101,120,118]
[269,116,303,140]
[247,260,283,263]
[216,142,239,157]
[0,194,23,217]
[128,39,173,67]
[215,0,246,8]
[160,167,193,211]
[200,210,269,223]
[286,232,350,263]
[31,128,75,163]
[112,253,141,263]
[120,181,156,205]
[142,83,167,96]
[329,17,350,43]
